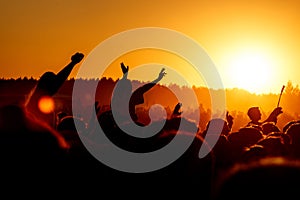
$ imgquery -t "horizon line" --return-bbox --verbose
[0,76,288,95]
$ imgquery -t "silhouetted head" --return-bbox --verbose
[283,120,300,133]
[214,157,300,199]
[261,122,280,135]
[286,123,300,145]
[228,127,264,149]
[57,111,68,121]
[57,116,86,133]
[241,144,267,162]
[247,107,262,122]
[37,71,58,95]
[203,118,230,137]
[257,135,287,157]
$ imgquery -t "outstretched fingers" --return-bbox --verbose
[121,62,129,74]
[158,68,167,79]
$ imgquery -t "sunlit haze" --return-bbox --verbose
[224,48,277,94]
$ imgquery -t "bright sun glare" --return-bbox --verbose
[228,51,274,94]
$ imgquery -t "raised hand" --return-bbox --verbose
[226,111,234,123]
[226,111,234,130]
[71,52,84,64]
[121,62,129,75]
[266,107,283,124]
[157,68,166,81]
[172,102,183,116]
[271,107,283,117]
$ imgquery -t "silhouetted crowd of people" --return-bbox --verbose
[1,52,300,199]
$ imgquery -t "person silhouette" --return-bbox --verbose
[111,62,166,124]
[24,52,84,123]
[246,106,283,127]
[110,62,133,123]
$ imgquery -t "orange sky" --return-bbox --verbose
[1,0,299,94]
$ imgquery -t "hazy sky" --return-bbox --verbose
[1,0,299,94]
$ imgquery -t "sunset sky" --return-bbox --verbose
[1,0,299,94]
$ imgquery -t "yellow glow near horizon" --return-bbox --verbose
[102,49,207,88]
[220,45,284,94]
[229,51,273,94]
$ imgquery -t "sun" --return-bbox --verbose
[227,51,275,94]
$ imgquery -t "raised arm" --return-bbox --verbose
[55,52,84,88]
[25,52,84,118]
[129,67,167,122]
[151,68,166,84]
[172,102,183,118]
[264,107,283,124]
[226,111,234,131]
[120,62,129,79]
[131,67,167,101]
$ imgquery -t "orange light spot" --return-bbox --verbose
[38,96,55,114]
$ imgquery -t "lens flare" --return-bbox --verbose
[38,96,55,114]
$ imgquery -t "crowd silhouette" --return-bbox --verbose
[1,52,300,199]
